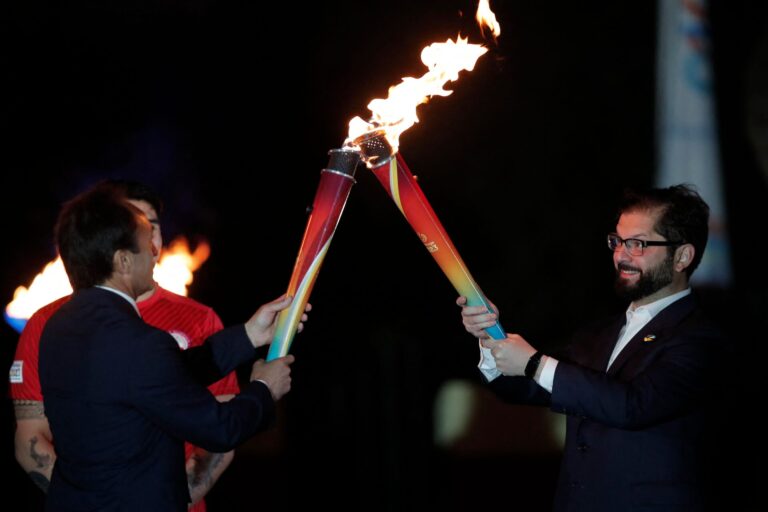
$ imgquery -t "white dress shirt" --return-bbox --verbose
[479,288,692,393]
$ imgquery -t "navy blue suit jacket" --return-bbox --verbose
[488,294,723,512]
[39,287,275,511]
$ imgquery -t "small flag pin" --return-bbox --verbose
[643,334,656,343]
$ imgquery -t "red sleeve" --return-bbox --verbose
[201,310,241,396]
[9,310,47,401]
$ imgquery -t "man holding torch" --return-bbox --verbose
[459,185,726,511]
[11,180,302,510]
[33,185,299,511]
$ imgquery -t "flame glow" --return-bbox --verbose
[346,36,487,153]
[346,1,500,153]
[5,236,210,328]
[4,257,72,321]
[153,237,211,296]
[476,0,501,41]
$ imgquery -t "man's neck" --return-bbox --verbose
[633,279,689,308]
[137,283,157,303]
[99,277,156,302]
[100,276,136,299]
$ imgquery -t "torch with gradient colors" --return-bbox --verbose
[267,148,360,361]
[354,132,505,340]
[344,3,505,339]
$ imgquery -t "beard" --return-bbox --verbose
[614,252,675,302]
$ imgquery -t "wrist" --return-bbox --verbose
[524,351,544,379]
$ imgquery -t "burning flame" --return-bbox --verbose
[346,37,487,153]
[5,236,210,331]
[476,0,501,41]
[346,1,500,153]
[152,237,211,296]
[4,257,71,323]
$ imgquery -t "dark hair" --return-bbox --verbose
[98,179,164,215]
[618,184,710,278]
[55,188,141,290]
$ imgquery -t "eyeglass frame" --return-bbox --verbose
[607,233,683,256]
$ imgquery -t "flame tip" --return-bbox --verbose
[346,1,499,150]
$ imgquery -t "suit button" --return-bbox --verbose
[577,443,588,452]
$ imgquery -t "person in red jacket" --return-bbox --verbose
[11,180,254,511]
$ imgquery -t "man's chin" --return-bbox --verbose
[614,280,640,301]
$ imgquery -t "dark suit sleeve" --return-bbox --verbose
[128,329,274,452]
[550,332,718,430]
[486,374,552,406]
[178,325,255,387]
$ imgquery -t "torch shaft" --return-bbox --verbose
[267,151,359,361]
[369,153,506,340]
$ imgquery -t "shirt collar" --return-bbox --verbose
[627,287,691,320]
[95,285,141,316]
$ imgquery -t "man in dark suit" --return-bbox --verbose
[458,185,723,511]
[39,186,300,511]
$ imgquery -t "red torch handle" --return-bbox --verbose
[267,149,359,361]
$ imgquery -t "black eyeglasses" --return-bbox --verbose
[607,234,682,256]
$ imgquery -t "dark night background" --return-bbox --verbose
[2,1,766,510]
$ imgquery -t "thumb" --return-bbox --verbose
[264,294,293,312]
[481,338,499,350]
[257,295,293,320]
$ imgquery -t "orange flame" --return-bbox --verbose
[476,0,501,41]
[346,37,487,153]
[153,237,211,296]
[4,257,72,321]
[5,236,210,322]
[346,2,499,153]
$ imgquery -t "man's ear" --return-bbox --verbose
[674,244,695,272]
[112,249,133,275]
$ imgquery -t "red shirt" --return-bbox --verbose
[10,287,240,512]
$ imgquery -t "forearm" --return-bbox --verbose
[186,448,234,505]
[186,393,236,505]
[550,354,713,429]
[182,326,255,386]
[13,401,56,493]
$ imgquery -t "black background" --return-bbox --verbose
[2,1,765,510]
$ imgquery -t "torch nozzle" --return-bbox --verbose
[325,147,361,178]
[350,130,394,168]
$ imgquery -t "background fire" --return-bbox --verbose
[2,1,762,510]
[5,237,210,332]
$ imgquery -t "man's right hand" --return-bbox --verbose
[250,356,294,401]
[244,295,311,348]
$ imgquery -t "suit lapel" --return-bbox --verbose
[607,294,697,377]
[595,315,626,371]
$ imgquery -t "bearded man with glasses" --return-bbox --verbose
[458,184,727,512]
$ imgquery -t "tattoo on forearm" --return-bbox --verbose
[188,452,225,494]
[27,437,53,492]
[28,471,50,493]
[29,437,53,469]
[13,400,45,419]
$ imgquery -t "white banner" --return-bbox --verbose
[656,0,731,285]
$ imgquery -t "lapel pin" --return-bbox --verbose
[643,334,656,343]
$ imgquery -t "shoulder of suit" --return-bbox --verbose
[29,295,72,322]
